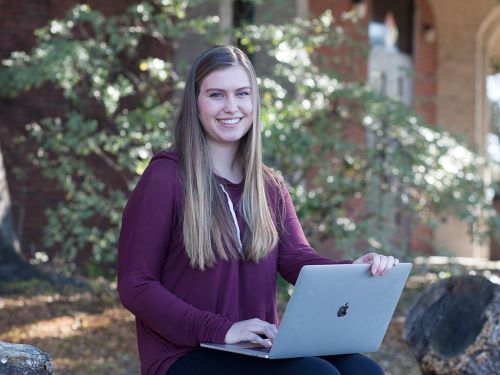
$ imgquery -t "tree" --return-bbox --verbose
[0,0,497,276]
[0,141,41,281]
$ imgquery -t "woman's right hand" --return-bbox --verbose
[224,318,278,347]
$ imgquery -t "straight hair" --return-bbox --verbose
[174,45,280,270]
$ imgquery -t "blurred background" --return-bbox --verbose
[0,1,499,374]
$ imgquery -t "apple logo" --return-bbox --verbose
[337,302,349,317]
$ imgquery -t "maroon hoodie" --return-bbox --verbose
[117,150,352,375]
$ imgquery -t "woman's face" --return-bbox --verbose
[197,65,253,148]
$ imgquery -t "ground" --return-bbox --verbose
[1,257,498,375]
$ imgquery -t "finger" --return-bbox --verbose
[271,324,279,337]
[251,333,272,347]
[264,324,278,340]
[246,320,278,342]
[394,258,400,266]
[363,252,375,264]
[353,252,374,264]
[225,319,277,345]
[382,256,394,276]
[254,324,277,342]
[377,256,388,276]
[371,253,381,275]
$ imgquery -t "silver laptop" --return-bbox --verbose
[201,263,412,359]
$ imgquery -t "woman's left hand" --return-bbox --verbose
[353,252,399,276]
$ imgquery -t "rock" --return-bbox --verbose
[403,275,500,375]
[0,341,54,375]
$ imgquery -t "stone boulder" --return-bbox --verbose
[0,341,54,375]
[403,275,499,374]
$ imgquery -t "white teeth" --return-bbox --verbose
[219,118,240,125]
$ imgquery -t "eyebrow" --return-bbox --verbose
[204,86,252,93]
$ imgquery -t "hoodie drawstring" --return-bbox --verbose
[219,184,243,251]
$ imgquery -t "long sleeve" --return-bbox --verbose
[117,158,233,347]
[277,184,352,285]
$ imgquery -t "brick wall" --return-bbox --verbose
[413,0,437,125]
[429,0,496,258]
[408,0,437,253]
[309,0,369,82]
[309,0,438,255]
[429,0,495,141]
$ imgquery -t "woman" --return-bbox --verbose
[117,45,398,375]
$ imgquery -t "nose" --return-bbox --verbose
[223,95,238,113]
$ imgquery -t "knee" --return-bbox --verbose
[284,357,341,375]
[323,353,384,375]
[353,354,384,375]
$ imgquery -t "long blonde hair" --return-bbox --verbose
[174,45,279,270]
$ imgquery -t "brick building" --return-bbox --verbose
[1,0,499,261]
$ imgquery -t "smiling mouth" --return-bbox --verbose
[217,118,243,126]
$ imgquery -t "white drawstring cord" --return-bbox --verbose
[219,184,243,251]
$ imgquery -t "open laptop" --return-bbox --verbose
[201,263,412,359]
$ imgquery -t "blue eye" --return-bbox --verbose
[209,92,223,98]
[238,91,250,96]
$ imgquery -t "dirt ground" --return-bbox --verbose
[1,257,498,375]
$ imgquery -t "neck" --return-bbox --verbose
[207,141,243,183]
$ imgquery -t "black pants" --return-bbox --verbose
[168,348,384,375]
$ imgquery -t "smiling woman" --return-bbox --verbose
[197,65,254,158]
[117,45,396,375]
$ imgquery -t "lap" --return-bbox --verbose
[168,348,384,375]
[321,353,384,375]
